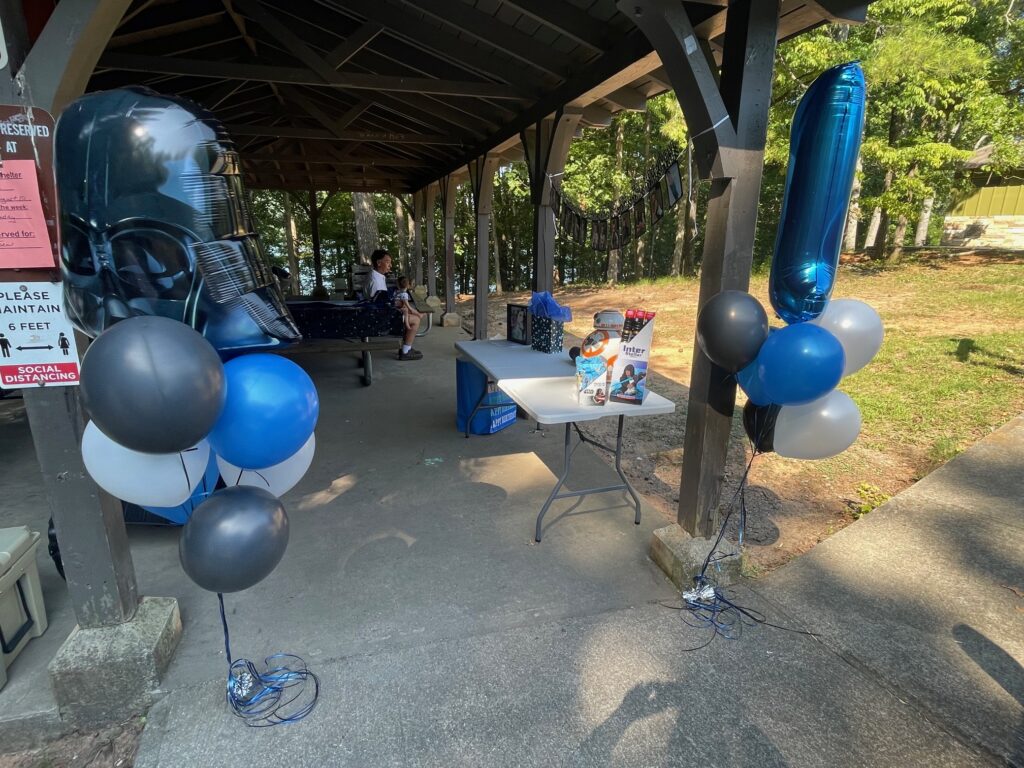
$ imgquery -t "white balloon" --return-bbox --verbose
[774,390,862,460]
[217,434,315,497]
[811,298,884,376]
[82,422,209,506]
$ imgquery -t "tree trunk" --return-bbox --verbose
[889,214,909,261]
[864,206,883,252]
[606,119,625,285]
[870,110,901,259]
[393,194,409,276]
[671,209,685,277]
[308,190,324,290]
[914,197,934,247]
[886,163,917,261]
[283,192,300,295]
[676,143,699,277]
[491,213,503,294]
[843,156,862,252]
[352,192,379,263]
[635,109,651,279]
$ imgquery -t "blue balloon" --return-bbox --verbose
[208,354,319,470]
[747,324,845,406]
[770,62,866,324]
[737,362,772,406]
[143,452,221,525]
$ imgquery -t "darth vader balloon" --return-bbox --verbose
[55,87,300,354]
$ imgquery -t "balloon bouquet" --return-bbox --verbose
[698,62,881,462]
[57,88,319,725]
[684,64,882,641]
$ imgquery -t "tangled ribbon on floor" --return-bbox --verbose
[669,413,818,651]
[218,593,320,726]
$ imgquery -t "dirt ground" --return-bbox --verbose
[0,720,143,768]
[458,255,1024,573]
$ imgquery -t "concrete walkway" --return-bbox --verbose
[2,327,1021,766]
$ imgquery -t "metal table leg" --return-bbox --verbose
[534,415,642,542]
[465,386,490,438]
[464,376,515,438]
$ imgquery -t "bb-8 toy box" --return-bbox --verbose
[576,310,623,406]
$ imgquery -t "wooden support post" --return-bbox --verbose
[1,0,142,629]
[621,0,780,537]
[468,155,500,340]
[424,184,438,298]
[521,109,582,293]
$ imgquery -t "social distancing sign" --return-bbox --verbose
[0,282,80,387]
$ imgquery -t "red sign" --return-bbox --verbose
[0,105,58,273]
[0,361,79,386]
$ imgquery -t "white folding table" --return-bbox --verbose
[455,340,676,541]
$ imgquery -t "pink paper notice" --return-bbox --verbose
[0,159,53,269]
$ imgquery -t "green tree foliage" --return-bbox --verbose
[248,1,1023,290]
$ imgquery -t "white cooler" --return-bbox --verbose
[0,526,47,690]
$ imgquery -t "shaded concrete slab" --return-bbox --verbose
[757,414,1024,766]
[134,601,986,768]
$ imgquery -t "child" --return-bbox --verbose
[394,276,423,330]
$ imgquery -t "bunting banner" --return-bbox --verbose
[633,199,647,238]
[554,145,684,250]
[592,218,608,252]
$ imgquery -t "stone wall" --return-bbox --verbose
[942,215,1024,248]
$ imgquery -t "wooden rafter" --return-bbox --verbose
[499,0,611,52]
[394,0,574,79]
[224,124,464,143]
[98,53,530,98]
[324,22,384,68]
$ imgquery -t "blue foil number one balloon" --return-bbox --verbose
[770,62,866,324]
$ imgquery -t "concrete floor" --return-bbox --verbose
[0,326,678,748]
[2,327,1021,767]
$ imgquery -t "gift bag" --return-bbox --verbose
[528,292,571,354]
[531,317,564,354]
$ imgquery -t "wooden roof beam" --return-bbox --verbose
[500,0,612,52]
[806,0,870,22]
[244,153,431,166]
[395,0,574,79]
[420,27,653,187]
[224,124,464,144]
[602,86,648,111]
[324,22,384,68]
[107,11,226,48]
[321,0,542,90]
[98,53,530,99]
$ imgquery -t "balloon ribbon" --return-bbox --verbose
[671,418,819,650]
[217,593,320,726]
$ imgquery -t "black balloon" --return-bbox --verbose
[80,316,225,453]
[179,486,290,593]
[569,346,581,362]
[742,400,781,453]
[696,290,770,372]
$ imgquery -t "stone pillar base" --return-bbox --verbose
[425,295,443,319]
[48,596,182,730]
[441,312,461,327]
[649,524,743,590]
